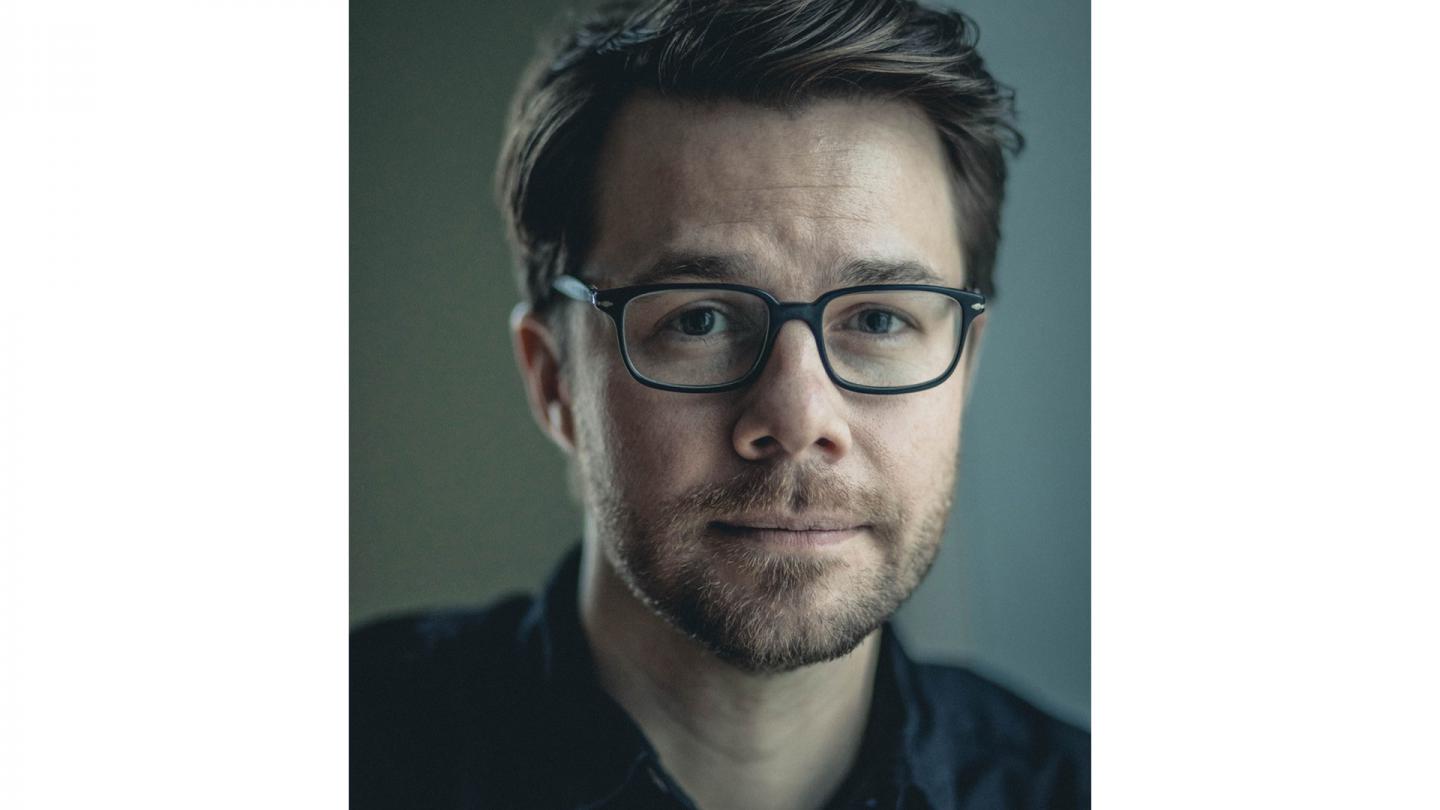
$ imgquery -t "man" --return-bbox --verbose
[351,0,1089,807]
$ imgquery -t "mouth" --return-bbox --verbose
[710,516,867,548]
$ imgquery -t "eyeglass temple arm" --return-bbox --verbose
[551,274,596,305]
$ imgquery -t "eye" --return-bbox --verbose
[851,308,904,335]
[668,307,728,336]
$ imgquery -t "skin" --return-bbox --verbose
[513,94,984,810]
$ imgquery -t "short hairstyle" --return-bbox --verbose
[497,0,1022,314]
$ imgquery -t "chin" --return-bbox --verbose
[609,521,941,674]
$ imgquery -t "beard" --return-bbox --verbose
[580,452,954,674]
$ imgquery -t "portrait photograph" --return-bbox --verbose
[351,0,1089,807]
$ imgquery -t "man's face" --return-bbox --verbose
[561,94,973,673]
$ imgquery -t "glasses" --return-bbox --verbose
[551,274,986,395]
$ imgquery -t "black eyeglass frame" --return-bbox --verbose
[551,274,987,395]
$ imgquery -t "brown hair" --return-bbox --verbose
[496,0,1022,313]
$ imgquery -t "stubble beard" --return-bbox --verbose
[579,446,955,675]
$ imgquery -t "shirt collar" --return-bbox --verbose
[514,546,675,808]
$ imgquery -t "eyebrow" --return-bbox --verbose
[836,258,951,286]
[624,253,757,286]
[621,253,954,289]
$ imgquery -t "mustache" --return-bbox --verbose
[664,463,900,526]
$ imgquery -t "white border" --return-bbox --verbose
[1094,0,1440,805]
[2,2,348,806]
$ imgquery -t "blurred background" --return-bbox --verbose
[351,0,1090,726]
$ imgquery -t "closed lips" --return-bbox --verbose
[714,517,865,532]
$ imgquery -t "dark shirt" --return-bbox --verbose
[351,547,1089,809]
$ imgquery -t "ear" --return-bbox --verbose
[511,302,576,454]
[959,312,987,406]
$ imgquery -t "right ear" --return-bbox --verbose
[511,303,576,454]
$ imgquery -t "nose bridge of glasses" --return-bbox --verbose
[771,301,825,331]
[760,301,830,376]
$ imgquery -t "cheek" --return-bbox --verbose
[856,385,964,502]
[574,348,734,496]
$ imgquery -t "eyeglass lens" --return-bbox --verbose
[620,289,964,389]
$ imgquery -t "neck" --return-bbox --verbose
[578,537,880,810]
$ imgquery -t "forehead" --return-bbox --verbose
[585,93,965,293]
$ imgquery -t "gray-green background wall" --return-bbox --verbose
[352,0,1090,726]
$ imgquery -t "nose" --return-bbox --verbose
[731,320,853,462]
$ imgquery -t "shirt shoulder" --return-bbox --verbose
[350,595,539,809]
[351,595,534,682]
[910,662,1090,808]
[350,594,542,721]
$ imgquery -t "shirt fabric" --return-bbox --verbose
[351,546,1089,809]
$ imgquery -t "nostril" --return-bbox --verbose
[750,436,778,451]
